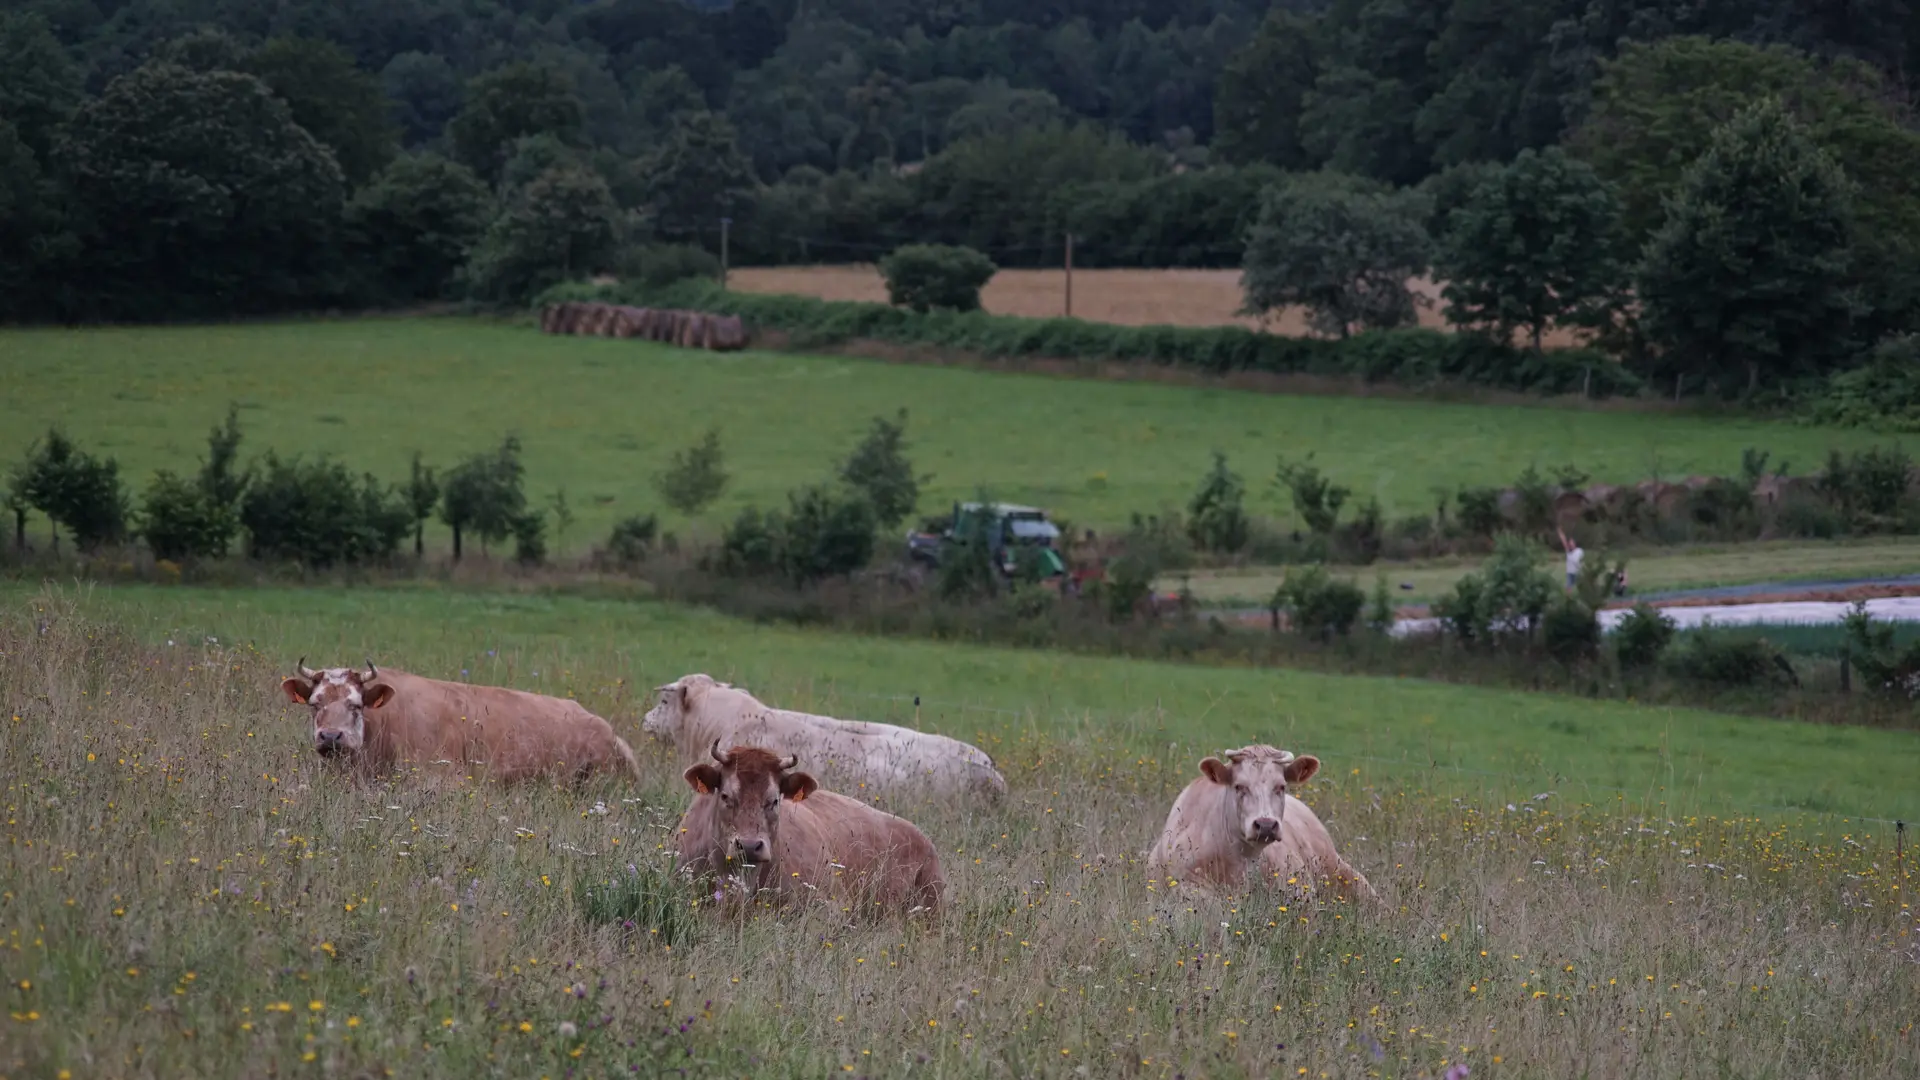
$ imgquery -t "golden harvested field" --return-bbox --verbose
[729,264,1589,346]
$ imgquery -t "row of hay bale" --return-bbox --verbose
[540,301,748,351]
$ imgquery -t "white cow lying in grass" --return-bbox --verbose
[1147,744,1377,903]
[642,673,1007,804]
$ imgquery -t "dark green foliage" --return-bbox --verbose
[1276,564,1366,641]
[1241,177,1432,339]
[543,280,1642,400]
[1805,335,1920,432]
[1614,603,1678,671]
[1211,9,1320,170]
[639,110,754,240]
[878,244,997,314]
[654,428,729,516]
[1541,596,1601,664]
[0,12,82,155]
[936,499,1000,602]
[240,453,409,567]
[345,154,492,303]
[614,243,720,289]
[776,484,877,585]
[1366,573,1395,635]
[1666,629,1795,687]
[1101,553,1159,623]
[1275,454,1349,536]
[1186,452,1249,555]
[402,452,440,558]
[244,37,397,188]
[604,514,660,566]
[439,435,529,561]
[717,507,781,578]
[380,52,463,146]
[1434,535,1556,645]
[447,63,585,184]
[838,410,922,530]
[462,165,622,305]
[1841,601,1920,699]
[510,510,547,565]
[1438,147,1624,352]
[139,403,249,561]
[18,428,127,551]
[1456,486,1503,540]
[54,62,345,320]
[1635,98,1861,397]
[1818,446,1913,527]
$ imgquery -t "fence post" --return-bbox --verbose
[1064,233,1074,318]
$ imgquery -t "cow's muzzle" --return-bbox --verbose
[731,837,769,866]
[315,730,347,756]
[1248,817,1281,843]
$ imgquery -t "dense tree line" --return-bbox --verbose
[6,2,1920,404]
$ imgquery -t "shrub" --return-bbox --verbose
[717,507,781,577]
[1455,486,1503,539]
[936,501,1000,601]
[1432,572,1487,642]
[1121,511,1194,572]
[1333,496,1383,564]
[654,428,729,516]
[1436,535,1556,645]
[1841,600,1920,698]
[18,429,129,552]
[776,484,876,584]
[879,243,997,313]
[241,453,410,567]
[1613,602,1677,670]
[604,514,660,566]
[440,435,528,559]
[1541,596,1601,663]
[1275,453,1349,535]
[839,410,923,530]
[1819,445,1912,527]
[1666,627,1795,686]
[1101,552,1158,622]
[402,453,440,558]
[1366,573,1394,635]
[511,510,547,565]
[139,471,236,561]
[614,242,721,289]
[1276,564,1366,641]
[1186,451,1250,554]
[1806,335,1920,431]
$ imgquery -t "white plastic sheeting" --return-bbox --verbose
[1391,595,1920,638]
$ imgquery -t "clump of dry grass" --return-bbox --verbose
[1,596,1913,1078]
[728,265,1591,347]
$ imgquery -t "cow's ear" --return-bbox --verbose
[281,678,313,704]
[1284,755,1321,786]
[361,683,395,710]
[779,771,818,803]
[684,764,723,795]
[1199,757,1233,785]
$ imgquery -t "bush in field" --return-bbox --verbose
[604,514,660,566]
[439,435,528,560]
[1455,486,1503,540]
[1841,600,1920,698]
[778,484,877,584]
[1819,445,1912,527]
[839,410,923,530]
[138,404,249,561]
[1275,453,1349,535]
[716,507,781,577]
[654,428,729,516]
[1541,596,1601,663]
[1101,552,1158,622]
[937,502,1000,601]
[613,243,721,289]
[1186,451,1250,554]
[402,452,440,558]
[1434,534,1557,645]
[18,428,128,551]
[1275,563,1365,641]
[241,453,409,566]
[1614,602,1677,670]
[1241,177,1431,338]
[1366,573,1394,635]
[510,510,546,565]
[1665,627,1796,686]
[1121,511,1194,572]
[879,243,997,313]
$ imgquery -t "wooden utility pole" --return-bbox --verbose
[720,216,732,290]
[1064,233,1074,318]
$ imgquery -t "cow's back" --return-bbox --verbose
[784,790,945,912]
[372,670,637,783]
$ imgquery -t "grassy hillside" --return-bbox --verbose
[13,582,1915,823]
[2,587,1913,1079]
[0,318,1904,549]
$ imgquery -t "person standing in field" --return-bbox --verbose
[1558,527,1584,592]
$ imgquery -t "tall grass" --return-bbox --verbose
[2,598,1915,1077]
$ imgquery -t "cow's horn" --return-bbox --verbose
[297,657,319,680]
[362,657,379,682]
[709,738,731,766]
[777,753,798,772]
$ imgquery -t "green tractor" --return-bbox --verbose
[906,501,1074,588]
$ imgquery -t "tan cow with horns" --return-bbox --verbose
[280,658,640,785]
[1148,744,1376,903]
[675,740,946,915]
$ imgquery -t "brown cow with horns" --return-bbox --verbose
[675,740,946,915]
[280,658,640,785]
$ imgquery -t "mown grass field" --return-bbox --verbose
[730,266,1592,346]
[2,586,1915,1078]
[1,319,1903,551]
[1170,537,1920,608]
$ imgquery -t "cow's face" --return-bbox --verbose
[281,664,394,757]
[1198,748,1320,846]
[683,743,817,868]
[642,674,720,740]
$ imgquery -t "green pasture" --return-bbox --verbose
[16,581,1917,824]
[1171,535,1920,607]
[0,317,1904,550]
